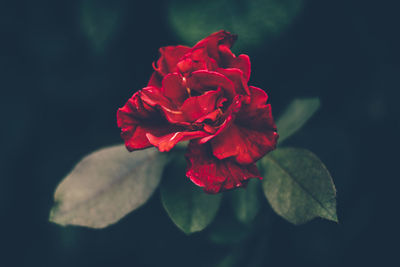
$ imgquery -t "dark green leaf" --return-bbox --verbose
[160,156,222,234]
[261,147,337,224]
[207,213,251,245]
[168,0,304,49]
[215,252,242,267]
[276,98,320,143]
[230,178,261,224]
[49,145,167,228]
[80,0,123,52]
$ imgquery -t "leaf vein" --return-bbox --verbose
[267,155,335,219]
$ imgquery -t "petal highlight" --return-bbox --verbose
[146,131,208,152]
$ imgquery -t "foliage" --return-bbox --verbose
[49,145,167,228]
[50,97,337,231]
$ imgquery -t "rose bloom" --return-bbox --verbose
[117,31,278,193]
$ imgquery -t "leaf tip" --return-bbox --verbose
[48,206,64,226]
[324,212,339,224]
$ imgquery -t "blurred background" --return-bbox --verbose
[1,0,399,266]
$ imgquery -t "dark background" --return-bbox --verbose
[1,0,399,266]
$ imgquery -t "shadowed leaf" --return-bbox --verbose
[261,147,337,224]
[160,156,222,234]
[168,0,304,49]
[207,213,251,245]
[276,98,320,143]
[80,0,123,52]
[230,178,262,224]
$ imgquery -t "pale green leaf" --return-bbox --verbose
[49,145,167,228]
[261,147,337,224]
[160,157,222,234]
[276,98,320,143]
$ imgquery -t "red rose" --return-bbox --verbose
[117,30,278,193]
[149,31,251,87]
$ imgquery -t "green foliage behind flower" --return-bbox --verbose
[168,0,304,49]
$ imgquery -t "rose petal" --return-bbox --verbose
[218,44,236,68]
[211,87,278,164]
[177,53,220,74]
[211,122,278,164]
[120,125,153,150]
[176,31,238,75]
[117,92,141,128]
[187,70,235,98]
[138,86,189,125]
[232,54,251,82]
[140,86,176,110]
[148,71,162,88]
[194,100,225,124]
[154,45,190,76]
[237,86,276,130]
[192,30,237,61]
[185,142,261,194]
[198,95,243,144]
[180,88,223,122]
[192,30,237,49]
[161,73,188,106]
[216,68,250,96]
[146,131,208,152]
[117,91,172,150]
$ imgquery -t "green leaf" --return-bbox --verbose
[230,178,261,224]
[276,98,320,143]
[49,145,167,228]
[160,156,222,234]
[261,148,337,224]
[168,0,304,50]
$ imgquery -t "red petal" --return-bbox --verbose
[185,142,261,193]
[161,73,188,106]
[187,70,235,98]
[237,86,276,130]
[192,30,237,61]
[121,125,166,151]
[148,71,162,88]
[176,31,237,74]
[180,88,223,122]
[192,31,236,49]
[117,91,172,150]
[139,86,189,125]
[146,131,208,152]
[211,86,278,164]
[140,86,176,110]
[218,44,236,68]
[176,57,192,73]
[195,100,225,124]
[155,45,190,76]
[117,92,141,129]
[211,122,277,164]
[198,95,243,144]
[232,54,251,82]
[216,68,250,96]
